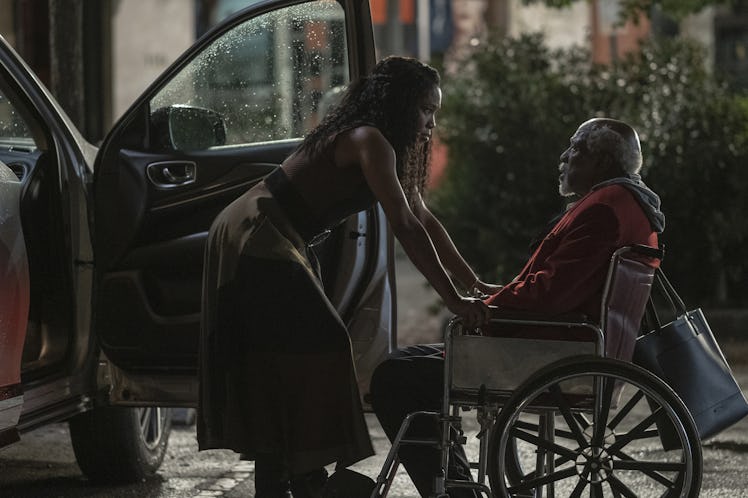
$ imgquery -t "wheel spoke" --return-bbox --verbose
[516,454,578,483]
[607,388,644,431]
[554,427,581,440]
[515,417,579,442]
[550,384,589,447]
[591,377,616,447]
[606,474,638,498]
[607,407,662,453]
[511,426,579,461]
[575,412,591,430]
[570,475,588,498]
[508,465,578,493]
[623,428,660,441]
[609,448,680,488]
[514,419,539,432]
[589,481,604,497]
[614,458,685,473]
[613,460,686,489]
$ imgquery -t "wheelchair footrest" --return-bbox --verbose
[399,438,441,447]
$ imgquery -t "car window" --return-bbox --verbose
[0,88,36,149]
[150,0,349,150]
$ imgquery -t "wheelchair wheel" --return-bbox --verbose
[487,357,702,498]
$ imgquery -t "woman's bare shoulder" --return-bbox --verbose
[339,125,387,146]
[335,125,393,165]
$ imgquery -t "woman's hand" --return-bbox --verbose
[468,280,503,299]
[476,280,503,295]
[446,296,492,329]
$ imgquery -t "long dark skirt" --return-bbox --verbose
[197,182,373,474]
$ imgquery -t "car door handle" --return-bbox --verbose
[147,161,196,189]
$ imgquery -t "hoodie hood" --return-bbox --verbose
[592,174,666,233]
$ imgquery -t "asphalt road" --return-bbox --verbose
[2,394,748,497]
[1,253,747,497]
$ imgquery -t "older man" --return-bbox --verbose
[484,117,664,320]
[369,118,665,498]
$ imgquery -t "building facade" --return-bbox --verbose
[1,0,746,142]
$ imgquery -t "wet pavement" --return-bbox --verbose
[2,396,748,497]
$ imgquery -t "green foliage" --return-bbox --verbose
[433,33,748,306]
[434,33,589,280]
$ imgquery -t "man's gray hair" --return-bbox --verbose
[585,124,642,175]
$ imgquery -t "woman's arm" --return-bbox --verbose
[344,127,490,325]
[412,196,502,296]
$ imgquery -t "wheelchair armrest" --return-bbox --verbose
[478,307,600,342]
[488,308,589,324]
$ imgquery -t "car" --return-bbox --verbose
[0,0,395,483]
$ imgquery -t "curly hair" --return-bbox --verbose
[298,56,441,206]
[583,119,643,175]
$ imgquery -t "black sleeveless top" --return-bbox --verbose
[265,144,377,243]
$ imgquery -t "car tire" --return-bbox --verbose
[68,406,172,483]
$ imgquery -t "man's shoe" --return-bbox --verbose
[321,469,376,498]
[289,468,328,498]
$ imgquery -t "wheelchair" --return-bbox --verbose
[371,245,702,498]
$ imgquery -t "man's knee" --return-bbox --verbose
[370,354,444,414]
[369,358,399,411]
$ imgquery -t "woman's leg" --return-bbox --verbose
[254,453,291,498]
[289,467,328,498]
[254,455,329,498]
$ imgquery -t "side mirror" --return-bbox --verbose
[151,105,227,151]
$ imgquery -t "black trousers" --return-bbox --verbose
[369,344,479,498]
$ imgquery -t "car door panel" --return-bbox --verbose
[95,144,306,370]
[96,143,295,370]
[100,145,291,256]
[93,0,381,387]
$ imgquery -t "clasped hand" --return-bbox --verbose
[449,296,492,329]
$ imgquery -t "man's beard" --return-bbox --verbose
[558,175,574,197]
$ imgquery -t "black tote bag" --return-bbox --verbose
[633,268,748,443]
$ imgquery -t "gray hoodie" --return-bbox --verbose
[592,173,666,233]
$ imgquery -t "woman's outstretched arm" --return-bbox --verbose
[345,126,490,326]
[412,196,502,296]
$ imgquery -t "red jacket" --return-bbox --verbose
[485,184,658,322]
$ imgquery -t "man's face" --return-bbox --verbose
[558,125,599,197]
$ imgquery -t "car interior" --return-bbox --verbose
[0,83,73,380]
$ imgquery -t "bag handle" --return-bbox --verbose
[641,266,689,336]
[654,268,688,315]
[642,295,662,333]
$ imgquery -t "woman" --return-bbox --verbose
[198,56,498,497]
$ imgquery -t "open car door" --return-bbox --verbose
[93,0,391,406]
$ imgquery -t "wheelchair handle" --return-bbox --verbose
[629,244,665,260]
